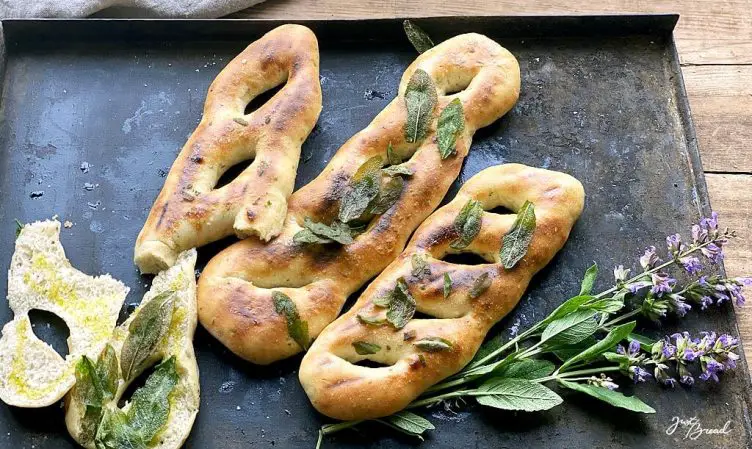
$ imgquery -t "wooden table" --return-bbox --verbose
[233,1,752,364]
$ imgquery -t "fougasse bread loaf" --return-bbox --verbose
[299,164,585,420]
[65,249,199,449]
[197,33,521,365]
[0,220,129,408]
[134,24,322,274]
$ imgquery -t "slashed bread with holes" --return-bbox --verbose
[135,24,322,274]
[0,220,129,407]
[300,164,585,420]
[65,249,199,449]
[198,32,521,365]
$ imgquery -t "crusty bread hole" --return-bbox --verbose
[28,309,71,358]
[244,81,285,116]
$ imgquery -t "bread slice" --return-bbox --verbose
[65,249,199,449]
[0,220,129,407]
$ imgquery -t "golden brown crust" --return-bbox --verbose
[299,164,585,420]
[197,33,521,365]
[134,24,322,274]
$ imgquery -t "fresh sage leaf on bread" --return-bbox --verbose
[443,273,452,299]
[404,69,437,144]
[381,164,414,177]
[450,199,483,249]
[476,378,563,412]
[273,291,310,350]
[352,341,381,355]
[500,200,536,269]
[294,217,354,245]
[383,410,435,439]
[386,278,416,329]
[414,337,453,352]
[469,272,492,299]
[74,345,119,444]
[411,253,431,279]
[437,98,465,159]
[94,357,179,449]
[402,20,434,54]
[369,176,404,215]
[120,291,175,383]
[357,313,387,326]
[558,380,655,413]
[339,156,383,223]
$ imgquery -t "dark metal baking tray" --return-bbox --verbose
[0,15,749,449]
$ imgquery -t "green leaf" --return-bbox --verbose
[369,176,404,215]
[414,337,453,352]
[437,98,465,159]
[579,263,598,295]
[475,378,563,412]
[382,411,434,440]
[273,291,310,350]
[75,356,105,444]
[357,313,387,326]
[494,359,555,380]
[541,295,595,325]
[411,254,431,279]
[628,332,658,352]
[443,273,452,299]
[14,219,23,238]
[558,380,655,413]
[450,199,483,249]
[404,69,437,144]
[120,291,175,383]
[549,336,597,361]
[402,20,434,54]
[541,310,598,345]
[499,201,536,269]
[559,322,636,371]
[586,298,625,314]
[469,272,492,299]
[382,164,414,177]
[386,279,416,329]
[352,341,381,355]
[97,344,119,399]
[95,357,180,449]
[338,173,381,223]
[294,218,354,245]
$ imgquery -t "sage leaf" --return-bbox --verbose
[494,359,555,380]
[14,219,23,238]
[475,378,563,412]
[273,291,310,350]
[120,291,175,383]
[232,117,249,126]
[338,175,380,223]
[97,344,119,399]
[402,20,434,54]
[541,295,595,325]
[404,69,437,144]
[411,253,431,278]
[437,98,465,159]
[560,321,636,371]
[369,175,404,215]
[579,263,598,295]
[587,298,624,314]
[414,337,453,352]
[295,217,354,245]
[381,164,414,177]
[386,278,416,329]
[541,310,598,345]
[352,341,381,355]
[443,273,452,299]
[628,332,658,352]
[382,410,434,439]
[450,199,483,250]
[469,335,503,368]
[292,228,330,244]
[499,200,536,269]
[74,356,104,444]
[469,272,492,299]
[357,313,386,326]
[549,336,597,361]
[558,380,655,413]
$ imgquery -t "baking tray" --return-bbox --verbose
[0,15,750,449]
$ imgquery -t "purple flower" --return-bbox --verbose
[628,340,641,357]
[616,344,625,355]
[613,265,630,283]
[668,293,691,317]
[700,212,719,238]
[683,347,699,361]
[661,341,677,359]
[700,296,713,310]
[737,277,752,286]
[680,256,702,275]
[700,243,724,264]
[680,375,695,386]
[666,234,684,257]
[588,375,619,391]
[640,246,661,270]
[723,352,740,370]
[699,276,709,287]
[651,273,675,296]
[692,224,707,244]
[717,334,738,348]
[699,358,724,382]
[627,280,652,294]
[629,366,652,383]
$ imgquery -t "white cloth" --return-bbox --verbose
[0,0,266,18]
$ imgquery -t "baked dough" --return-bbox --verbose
[299,164,585,420]
[134,24,322,274]
[197,33,521,364]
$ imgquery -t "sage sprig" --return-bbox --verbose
[273,291,310,350]
[120,291,176,383]
[316,212,749,447]
[402,20,434,54]
[74,345,119,444]
[404,69,437,144]
[500,200,536,269]
[437,98,465,160]
[450,199,483,250]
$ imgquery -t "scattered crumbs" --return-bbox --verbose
[284,409,291,416]
[158,168,168,177]
[30,191,44,198]
[80,161,90,173]
[168,63,172,67]
[83,182,96,191]
[51,214,59,220]
[63,220,73,228]
[195,69,200,72]
[87,201,100,210]
[219,381,236,394]
[364,89,385,100]
[236,406,241,411]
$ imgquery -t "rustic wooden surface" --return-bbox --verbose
[232,1,752,364]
